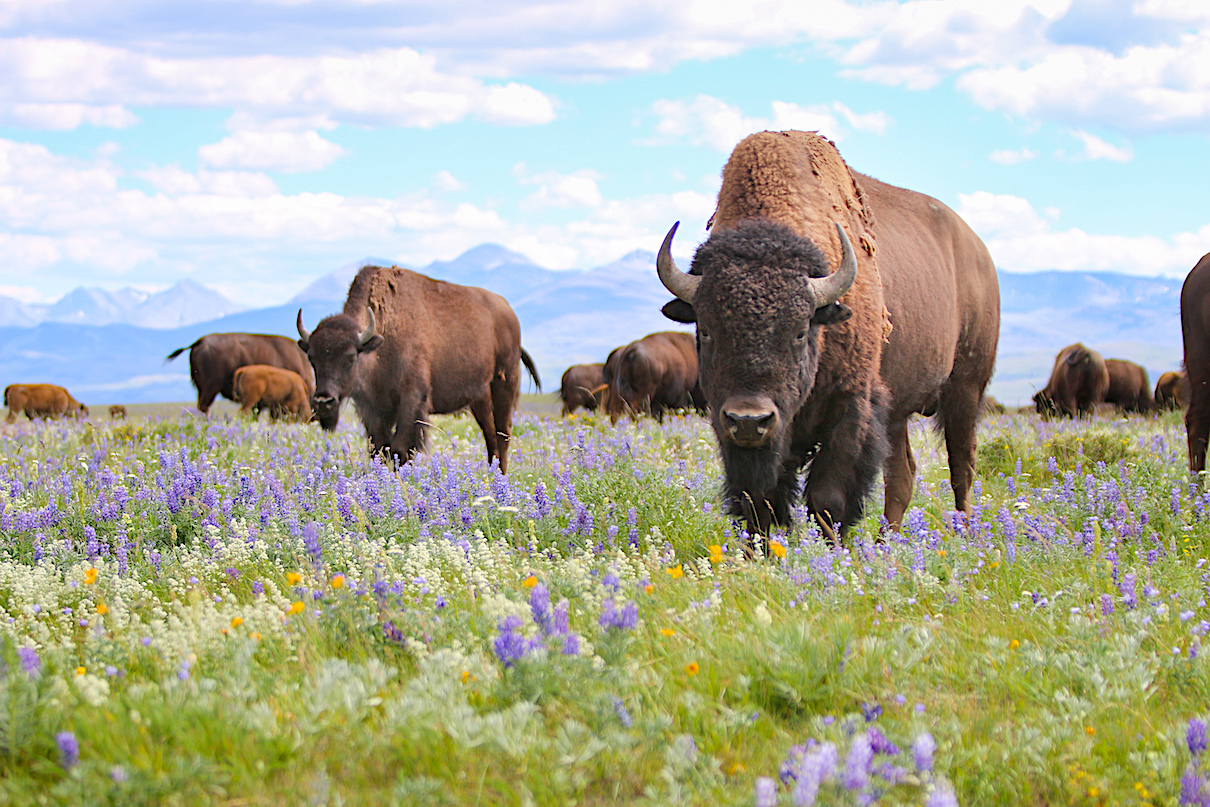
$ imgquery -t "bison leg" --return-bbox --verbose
[490,374,521,473]
[197,385,221,415]
[468,395,501,470]
[938,385,981,516]
[804,393,890,539]
[1186,376,1210,474]
[883,417,917,531]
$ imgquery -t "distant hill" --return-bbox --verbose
[0,246,1188,407]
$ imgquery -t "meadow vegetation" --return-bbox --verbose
[0,405,1208,805]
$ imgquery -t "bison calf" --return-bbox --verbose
[559,363,606,416]
[232,365,312,423]
[5,384,88,423]
[108,404,127,420]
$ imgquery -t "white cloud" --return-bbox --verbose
[10,103,137,130]
[959,190,1208,276]
[990,147,1037,164]
[198,130,346,173]
[0,284,45,304]
[514,163,604,209]
[651,94,890,151]
[1069,129,1134,162]
[433,170,465,192]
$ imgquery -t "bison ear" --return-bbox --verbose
[358,334,384,353]
[297,338,309,353]
[813,302,852,325]
[661,299,697,323]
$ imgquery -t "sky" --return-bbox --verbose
[1,0,1208,307]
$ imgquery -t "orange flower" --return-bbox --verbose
[661,628,675,637]
[250,632,261,641]
[331,574,345,589]
[666,565,683,579]
[770,542,786,559]
[76,666,86,675]
[96,603,109,615]
[1010,639,1020,649]
[1085,726,1096,736]
[287,601,305,615]
[522,574,538,589]
[644,583,654,594]
[230,616,244,628]
[83,568,98,585]
[708,545,723,564]
[686,662,699,676]
[286,572,302,585]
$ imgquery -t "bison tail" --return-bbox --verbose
[520,348,542,392]
[165,338,202,363]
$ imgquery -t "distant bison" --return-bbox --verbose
[656,130,999,539]
[1103,358,1153,414]
[233,364,312,423]
[1182,252,1210,471]
[108,405,127,420]
[559,363,606,416]
[166,333,314,415]
[602,332,705,422]
[1033,343,1109,419]
[5,384,88,423]
[297,265,540,471]
[979,396,1006,417]
[1155,370,1189,411]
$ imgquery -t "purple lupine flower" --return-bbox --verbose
[754,777,778,807]
[302,521,323,564]
[861,702,883,722]
[1181,766,1210,807]
[493,615,529,668]
[56,731,79,769]
[599,599,638,631]
[1189,718,1208,757]
[1121,572,1138,610]
[17,646,40,678]
[913,732,936,773]
[530,583,552,634]
[867,727,899,755]
[1101,593,1115,616]
[612,698,633,728]
[562,633,580,655]
[842,731,873,790]
[926,780,959,807]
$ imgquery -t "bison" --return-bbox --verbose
[1103,358,1153,414]
[1155,370,1189,411]
[602,332,706,422]
[296,265,540,471]
[233,364,312,423]
[5,384,89,423]
[108,404,127,420]
[559,363,606,416]
[656,130,1000,540]
[1033,343,1110,419]
[1182,252,1210,472]
[166,333,314,415]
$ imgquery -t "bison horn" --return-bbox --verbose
[657,222,700,303]
[296,309,311,343]
[359,308,377,347]
[808,223,858,307]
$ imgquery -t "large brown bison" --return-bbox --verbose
[559,363,606,416]
[233,364,312,423]
[602,331,706,422]
[1033,343,1110,419]
[1155,370,1189,411]
[166,333,314,414]
[656,130,1000,540]
[5,384,88,423]
[1182,252,1210,472]
[296,265,540,471]
[1103,358,1153,414]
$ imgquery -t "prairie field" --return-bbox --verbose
[1,405,1209,806]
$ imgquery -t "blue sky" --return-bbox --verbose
[1,0,1207,306]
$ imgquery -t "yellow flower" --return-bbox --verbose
[331,574,345,589]
[770,542,786,559]
[1010,639,1020,649]
[686,662,699,676]
[644,583,654,594]
[250,632,261,641]
[461,670,471,684]
[666,565,683,579]
[708,545,723,564]
[287,601,305,615]
[1085,726,1096,736]
[76,666,86,675]
[522,574,538,589]
[661,628,675,637]
[230,616,244,628]
[83,568,98,585]
[937,549,947,557]
[96,602,109,615]
[286,572,302,585]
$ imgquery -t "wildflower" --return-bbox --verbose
[17,647,40,679]
[613,698,633,728]
[331,574,345,589]
[926,780,959,807]
[522,574,538,589]
[666,565,683,579]
[770,541,786,559]
[913,732,936,772]
[83,568,97,585]
[1189,717,1208,757]
[644,583,655,594]
[686,661,699,676]
[230,616,243,628]
[56,732,79,770]
[843,730,873,790]
[1009,639,1020,649]
[662,628,675,637]
[754,777,778,807]
[76,666,86,676]
[599,599,638,631]
[110,765,127,783]
[286,572,302,585]
[493,615,530,668]
[708,544,723,564]
[96,603,109,615]
[1085,726,1096,736]
[287,601,305,615]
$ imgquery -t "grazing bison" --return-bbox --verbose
[108,405,127,420]
[602,332,706,422]
[1033,343,1110,419]
[559,363,606,416]
[979,396,1006,417]
[1182,252,1210,472]
[166,333,314,415]
[5,384,88,423]
[297,265,541,471]
[1103,358,1153,414]
[1155,370,1189,411]
[233,364,312,423]
[656,130,1000,540]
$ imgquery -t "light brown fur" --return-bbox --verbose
[233,365,312,423]
[5,384,88,423]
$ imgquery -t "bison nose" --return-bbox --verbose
[313,393,337,411]
[722,406,778,447]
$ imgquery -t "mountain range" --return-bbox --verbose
[0,245,1189,408]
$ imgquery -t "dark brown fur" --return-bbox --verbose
[1104,358,1153,414]
[1182,253,1210,471]
[559,363,606,416]
[659,130,999,538]
[108,405,127,420]
[1033,343,1110,418]
[298,265,540,471]
[1155,370,1189,411]
[166,333,314,414]
[4,384,88,423]
[233,364,312,423]
[602,332,705,422]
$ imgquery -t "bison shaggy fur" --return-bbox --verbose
[559,363,606,416]
[1034,343,1110,419]
[602,332,705,422]
[5,384,88,423]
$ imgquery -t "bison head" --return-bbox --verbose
[657,218,856,508]
[297,308,383,431]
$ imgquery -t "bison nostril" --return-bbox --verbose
[723,410,777,444]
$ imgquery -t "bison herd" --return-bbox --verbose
[6,128,1210,547]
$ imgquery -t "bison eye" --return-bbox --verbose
[698,328,712,344]
[794,329,808,343]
